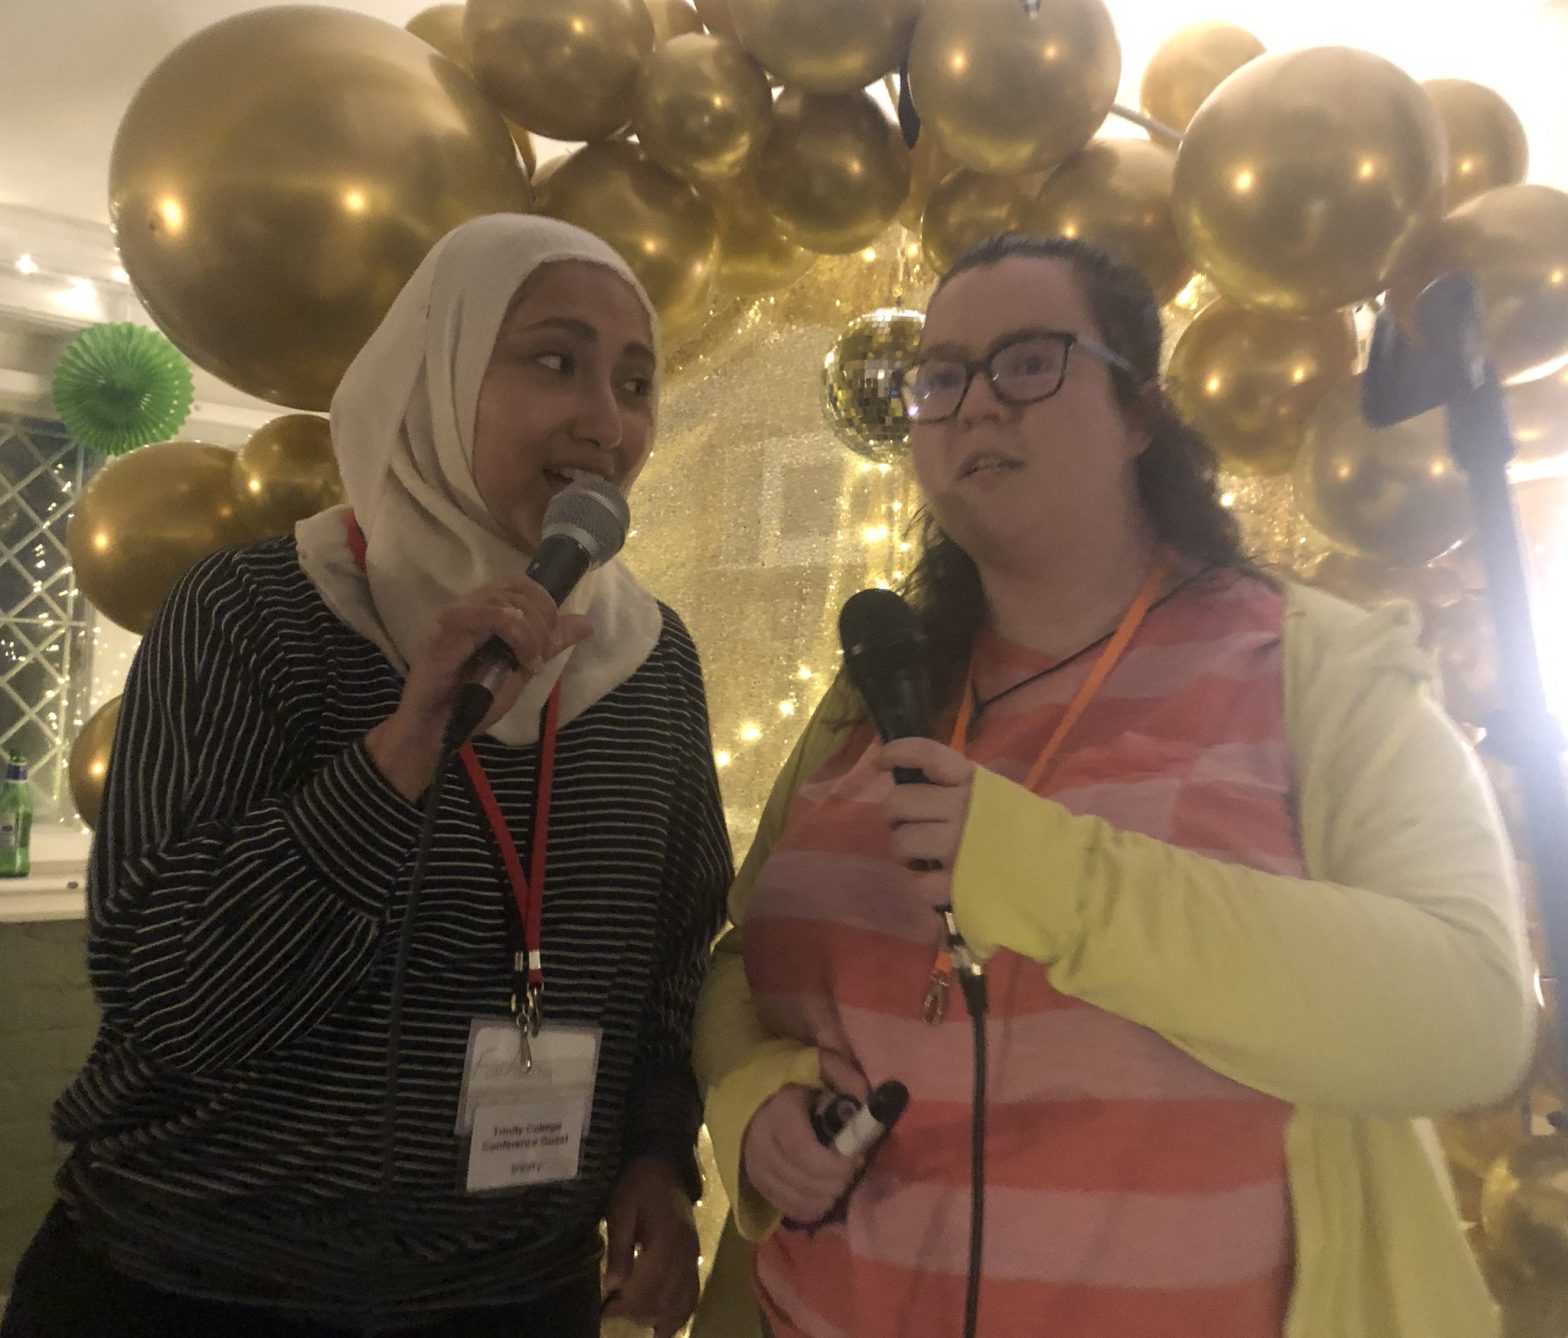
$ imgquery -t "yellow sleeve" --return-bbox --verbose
[694,678,857,1240]
[950,633,1534,1118]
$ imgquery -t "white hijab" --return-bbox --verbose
[296,214,665,746]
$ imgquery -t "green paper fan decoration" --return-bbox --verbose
[52,323,195,456]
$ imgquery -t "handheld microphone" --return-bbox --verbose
[838,588,933,785]
[443,476,630,747]
[811,1080,911,1157]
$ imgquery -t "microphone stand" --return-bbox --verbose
[1362,271,1568,1102]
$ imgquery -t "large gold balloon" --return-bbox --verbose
[110,8,531,412]
[754,91,910,255]
[539,141,719,333]
[1139,23,1265,134]
[646,0,704,42]
[907,0,1121,176]
[1505,365,1568,466]
[693,0,739,39]
[1483,1133,1568,1282]
[67,442,266,634]
[1424,79,1529,212]
[823,308,925,462]
[1306,551,1463,614]
[466,0,654,142]
[68,696,122,832]
[1294,381,1472,566]
[632,35,772,184]
[1171,47,1446,314]
[1438,1100,1531,1223]
[701,174,816,298]
[233,415,346,538]
[727,0,918,93]
[921,169,1034,276]
[1390,185,1568,386]
[1167,298,1357,475]
[403,5,538,177]
[1025,139,1193,304]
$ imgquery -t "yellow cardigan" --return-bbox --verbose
[692,583,1536,1338]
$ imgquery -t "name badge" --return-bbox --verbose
[456,1018,600,1193]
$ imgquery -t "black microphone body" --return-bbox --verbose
[839,588,934,785]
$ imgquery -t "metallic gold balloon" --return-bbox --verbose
[403,5,538,177]
[1171,47,1446,314]
[233,415,346,538]
[1504,365,1568,466]
[1026,139,1193,304]
[755,90,910,255]
[693,0,739,39]
[539,140,718,332]
[1438,1100,1531,1223]
[1167,298,1357,475]
[1306,551,1463,614]
[1389,185,1568,386]
[67,441,267,634]
[907,0,1121,176]
[727,0,918,93]
[1425,79,1529,212]
[823,307,925,461]
[900,132,962,231]
[632,34,772,184]
[69,696,122,832]
[110,8,531,412]
[466,0,655,141]
[1294,381,1472,566]
[646,0,704,42]
[1483,1133,1568,1282]
[701,173,816,298]
[1139,23,1265,134]
[921,168,1034,276]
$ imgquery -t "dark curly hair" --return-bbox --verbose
[899,232,1253,714]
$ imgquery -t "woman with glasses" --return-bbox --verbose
[692,233,1534,1338]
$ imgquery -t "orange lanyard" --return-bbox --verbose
[922,562,1167,1023]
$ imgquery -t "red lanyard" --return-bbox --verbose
[922,562,1167,1024]
[346,511,557,1034]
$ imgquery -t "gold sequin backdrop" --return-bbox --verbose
[628,227,1317,854]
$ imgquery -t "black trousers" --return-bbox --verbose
[2,1205,600,1338]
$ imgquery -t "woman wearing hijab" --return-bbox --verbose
[3,216,731,1338]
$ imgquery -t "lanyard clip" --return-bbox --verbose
[510,983,544,1072]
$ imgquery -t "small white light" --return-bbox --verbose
[15,254,39,276]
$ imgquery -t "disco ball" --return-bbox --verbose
[822,306,924,462]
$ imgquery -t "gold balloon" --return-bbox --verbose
[1425,79,1529,212]
[693,0,739,39]
[403,5,539,178]
[1026,139,1193,304]
[233,415,346,538]
[539,140,719,333]
[1483,1133,1568,1282]
[921,168,1034,276]
[1505,365,1568,466]
[1306,551,1463,613]
[907,0,1121,176]
[466,0,654,141]
[823,308,925,461]
[67,442,267,634]
[900,132,962,232]
[755,90,910,255]
[701,173,816,298]
[110,8,530,412]
[1171,47,1446,314]
[1167,298,1357,475]
[646,0,704,42]
[69,696,122,831]
[727,0,918,93]
[1139,22,1265,134]
[1390,185,1568,386]
[1439,1100,1532,1223]
[633,34,772,184]
[1294,381,1472,566]
[1424,593,1500,727]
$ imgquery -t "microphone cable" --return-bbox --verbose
[939,906,989,1338]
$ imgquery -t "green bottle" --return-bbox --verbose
[0,752,34,877]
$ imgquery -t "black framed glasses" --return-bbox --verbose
[898,329,1140,425]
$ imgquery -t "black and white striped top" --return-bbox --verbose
[52,537,732,1327]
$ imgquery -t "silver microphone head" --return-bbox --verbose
[540,475,630,567]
